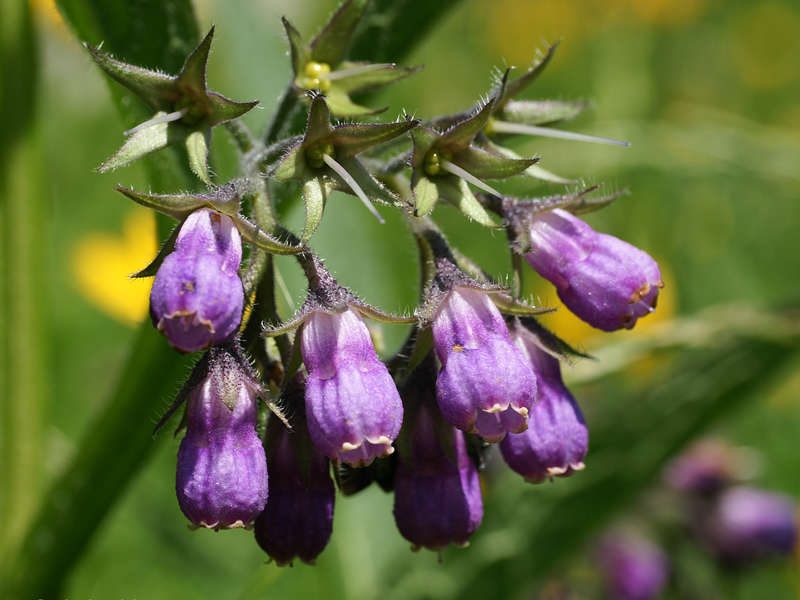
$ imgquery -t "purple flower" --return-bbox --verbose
[663,438,745,495]
[703,486,797,565]
[254,398,334,566]
[500,325,588,482]
[597,532,669,600]
[432,287,536,442]
[393,402,483,550]
[176,346,268,529]
[301,308,403,466]
[525,209,662,331]
[150,208,244,352]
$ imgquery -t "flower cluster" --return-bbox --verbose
[591,438,797,600]
[89,0,664,563]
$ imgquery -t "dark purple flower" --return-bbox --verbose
[525,209,662,331]
[664,438,747,495]
[254,398,334,566]
[301,308,403,466]
[176,346,268,529]
[432,286,536,442]
[500,325,588,482]
[597,532,669,600]
[393,401,483,550]
[150,208,244,352]
[703,486,797,565]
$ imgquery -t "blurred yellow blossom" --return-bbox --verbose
[71,209,157,326]
[30,0,64,29]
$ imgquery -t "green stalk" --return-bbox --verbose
[0,0,43,561]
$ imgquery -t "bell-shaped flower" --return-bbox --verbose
[525,208,662,331]
[596,531,670,600]
[500,323,588,482]
[175,346,268,529]
[149,208,243,352]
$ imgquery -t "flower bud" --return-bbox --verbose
[500,325,588,482]
[596,532,669,600]
[664,438,753,495]
[393,401,483,550]
[254,394,334,566]
[703,487,797,565]
[525,209,662,331]
[301,308,403,466]
[432,287,535,442]
[176,346,268,529]
[150,208,244,352]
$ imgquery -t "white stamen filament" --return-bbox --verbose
[440,159,502,196]
[491,119,630,147]
[325,63,394,81]
[124,109,187,137]
[322,153,385,224]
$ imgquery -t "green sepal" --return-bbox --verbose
[332,117,419,158]
[185,129,210,184]
[98,118,188,172]
[231,214,304,255]
[352,303,417,325]
[410,126,439,174]
[488,142,574,184]
[85,44,175,112]
[301,177,329,241]
[490,292,553,317]
[333,61,421,94]
[501,99,586,126]
[304,93,334,146]
[412,176,439,217]
[281,17,308,76]
[324,86,386,117]
[205,92,259,127]
[270,143,308,182]
[439,96,496,150]
[131,217,185,279]
[566,188,628,215]
[309,0,369,65]
[333,157,399,206]
[453,145,538,180]
[439,178,498,228]
[175,26,213,95]
[497,42,560,110]
[115,185,206,219]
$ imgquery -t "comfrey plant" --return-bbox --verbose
[88,0,662,561]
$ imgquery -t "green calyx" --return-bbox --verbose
[306,141,336,169]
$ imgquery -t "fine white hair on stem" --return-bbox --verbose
[491,120,630,147]
[322,154,385,224]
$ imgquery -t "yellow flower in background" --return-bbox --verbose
[536,260,677,350]
[71,209,157,326]
[30,0,64,29]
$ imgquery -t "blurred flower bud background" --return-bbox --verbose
[3,0,799,598]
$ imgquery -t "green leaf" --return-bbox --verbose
[324,85,385,117]
[115,185,207,219]
[281,17,308,76]
[301,177,328,241]
[333,61,421,94]
[332,117,419,157]
[309,0,369,66]
[412,175,439,217]
[498,41,560,109]
[501,99,587,126]
[453,145,537,180]
[439,177,498,228]
[185,129,210,183]
[98,117,188,172]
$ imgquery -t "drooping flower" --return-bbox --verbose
[176,345,268,529]
[150,208,244,352]
[664,438,753,495]
[500,323,588,482]
[597,531,670,600]
[393,363,483,550]
[525,208,662,331]
[254,382,334,565]
[301,308,403,466]
[432,286,536,442]
[702,486,797,565]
